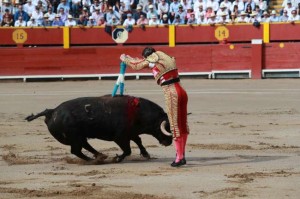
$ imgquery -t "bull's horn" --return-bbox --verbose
[160,121,173,136]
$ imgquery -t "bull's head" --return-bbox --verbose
[156,120,172,146]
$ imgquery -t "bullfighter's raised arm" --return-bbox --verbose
[120,54,150,70]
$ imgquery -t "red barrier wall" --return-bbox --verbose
[264,43,300,69]
[0,45,253,76]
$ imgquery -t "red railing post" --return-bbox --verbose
[251,39,263,79]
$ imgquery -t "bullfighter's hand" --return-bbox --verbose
[120,54,127,61]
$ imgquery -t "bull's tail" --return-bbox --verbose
[25,109,54,122]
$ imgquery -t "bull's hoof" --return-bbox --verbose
[95,153,108,160]
[141,152,151,159]
[112,154,124,163]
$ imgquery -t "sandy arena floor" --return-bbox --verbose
[0,79,300,199]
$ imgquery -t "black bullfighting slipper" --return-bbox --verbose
[171,158,186,167]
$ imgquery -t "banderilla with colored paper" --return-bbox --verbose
[112,62,127,97]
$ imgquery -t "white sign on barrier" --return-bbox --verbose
[112,28,128,44]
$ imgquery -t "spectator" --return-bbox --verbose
[119,0,131,22]
[176,4,187,24]
[91,6,104,25]
[31,5,44,26]
[182,0,193,6]
[65,14,77,27]
[169,0,181,22]
[45,6,56,23]
[23,0,35,17]
[218,12,230,24]
[36,0,47,13]
[185,5,194,22]
[261,11,270,22]
[257,0,268,12]
[231,4,239,17]
[41,13,52,26]
[58,7,68,23]
[244,0,256,11]
[206,0,219,13]
[148,14,160,26]
[105,6,121,22]
[160,14,171,25]
[71,0,82,18]
[1,0,13,14]
[187,12,197,25]
[136,13,149,26]
[123,13,135,28]
[181,0,192,11]
[254,5,263,17]
[195,4,205,19]
[245,3,253,17]
[216,3,229,20]
[288,9,300,23]
[107,15,121,26]
[231,0,244,13]
[249,11,261,23]
[172,14,184,25]
[230,12,238,23]
[77,14,88,27]
[52,14,64,27]
[279,9,289,22]
[269,10,279,22]
[222,0,232,13]
[236,11,249,23]
[143,0,156,13]
[12,0,22,14]
[97,16,106,26]
[282,0,297,12]
[1,9,14,26]
[87,16,96,27]
[57,0,70,14]
[193,0,207,13]
[133,5,146,21]
[14,5,30,22]
[27,17,38,27]
[284,1,294,17]
[207,12,217,25]
[146,5,158,20]
[205,5,214,19]
[197,12,207,24]
[81,7,90,19]
[157,0,169,20]
[82,0,92,12]
[90,0,102,13]
[139,0,148,13]
[14,15,27,27]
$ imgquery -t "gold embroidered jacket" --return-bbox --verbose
[123,51,177,82]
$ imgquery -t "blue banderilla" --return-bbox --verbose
[112,62,127,97]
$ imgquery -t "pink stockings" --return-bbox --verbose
[174,134,188,163]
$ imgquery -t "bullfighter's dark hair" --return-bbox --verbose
[142,47,156,58]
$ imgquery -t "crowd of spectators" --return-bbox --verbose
[1,0,300,28]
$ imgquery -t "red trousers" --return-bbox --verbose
[162,82,189,138]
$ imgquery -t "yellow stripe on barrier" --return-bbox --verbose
[263,23,270,44]
[63,27,70,49]
[169,25,175,47]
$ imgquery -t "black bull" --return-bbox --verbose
[25,95,173,163]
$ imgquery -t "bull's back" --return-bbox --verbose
[49,95,136,140]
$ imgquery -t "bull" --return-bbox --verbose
[25,95,173,163]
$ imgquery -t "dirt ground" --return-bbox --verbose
[0,79,300,199]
